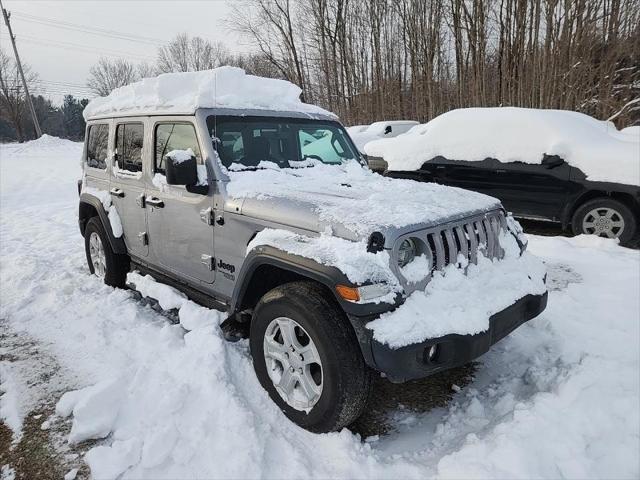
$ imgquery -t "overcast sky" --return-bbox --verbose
[0,0,250,104]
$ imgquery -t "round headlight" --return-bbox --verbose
[398,238,417,267]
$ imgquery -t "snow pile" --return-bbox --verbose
[1,136,639,478]
[347,120,418,152]
[83,67,334,120]
[365,108,640,186]
[248,229,398,295]
[368,231,546,348]
[166,148,195,164]
[0,362,25,442]
[227,160,501,238]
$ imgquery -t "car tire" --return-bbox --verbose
[250,281,372,433]
[571,198,637,246]
[84,217,129,287]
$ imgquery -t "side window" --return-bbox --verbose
[86,124,109,169]
[115,123,144,173]
[155,123,202,174]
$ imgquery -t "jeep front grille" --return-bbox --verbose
[392,210,507,292]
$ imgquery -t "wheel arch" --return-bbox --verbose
[563,189,639,229]
[79,193,127,255]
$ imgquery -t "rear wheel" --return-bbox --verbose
[250,281,372,433]
[571,198,636,246]
[84,217,129,287]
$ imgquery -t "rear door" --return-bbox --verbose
[145,119,215,284]
[110,120,148,258]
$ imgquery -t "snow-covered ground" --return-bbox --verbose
[1,136,639,478]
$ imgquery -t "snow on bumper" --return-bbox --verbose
[367,232,547,349]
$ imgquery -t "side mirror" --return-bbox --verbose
[166,153,198,186]
[384,125,392,135]
[541,154,565,169]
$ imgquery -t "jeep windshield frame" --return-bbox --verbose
[207,115,362,170]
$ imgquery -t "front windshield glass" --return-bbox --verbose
[207,115,359,170]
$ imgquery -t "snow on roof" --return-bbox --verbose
[364,108,640,186]
[83,67,335,120]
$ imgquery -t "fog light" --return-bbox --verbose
[425,344,439,363]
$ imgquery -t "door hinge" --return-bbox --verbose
[138,232,148,246]
[200,207,214,226]
[200,254,214,271]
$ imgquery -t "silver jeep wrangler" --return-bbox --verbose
[78,106,547,433]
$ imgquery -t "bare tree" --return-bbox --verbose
[87,57,139,96]
[0,48,38,142]
[156,34,231,73]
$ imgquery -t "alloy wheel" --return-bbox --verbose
[89,231,107,278]
[582,207,625,239]
[263,316,323,411]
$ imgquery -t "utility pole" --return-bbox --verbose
[0,0,42,138]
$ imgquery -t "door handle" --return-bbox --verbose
[145,197,164,208]
[495,169,507,173]
[110,188,125,198]
[435,166,446,170]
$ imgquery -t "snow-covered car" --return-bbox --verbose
[347,120,419,152]
[78,68,547,433]
[365,108,640,246]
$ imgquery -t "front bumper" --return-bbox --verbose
[354,291,548,383]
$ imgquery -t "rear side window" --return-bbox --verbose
[86,124,109,169]
[155,123,202,174]
[115,123,144,173]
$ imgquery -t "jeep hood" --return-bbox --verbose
[224,161,501,243]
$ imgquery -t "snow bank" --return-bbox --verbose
[368,232,546,348]
[365,108,640,186]
[227,160,500,238]
[84,67,334,120]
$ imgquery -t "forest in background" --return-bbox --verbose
[1,0,638,142]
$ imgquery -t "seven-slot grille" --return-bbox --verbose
[393,210,507,292]
[427,210,506,270]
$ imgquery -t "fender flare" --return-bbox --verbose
[231,246,393,317]
[79,193,127,255]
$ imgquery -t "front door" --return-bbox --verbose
[110,121,148,258]
[487,160,571,220]
[145,120,215,284]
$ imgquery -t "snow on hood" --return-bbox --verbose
[84,67,335,120]
[365,107,640,186]
[225,160,501,239]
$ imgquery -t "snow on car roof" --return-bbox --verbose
[364,107,640,186]
[83,67,336,120]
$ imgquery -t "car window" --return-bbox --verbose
[115,123,144,173]
[155,123,202,174]
[299,128,344,164]
[86,124,109,169]
[209,116,357,169]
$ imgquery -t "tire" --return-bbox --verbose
[571,198,637,247]
[84,217,129,287]
[250,281,372,433]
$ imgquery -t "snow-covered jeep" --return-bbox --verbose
[78,68,547,433]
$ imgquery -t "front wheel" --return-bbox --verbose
[84,217,129,287]
[571,198,637,246]
[250,281,372,433]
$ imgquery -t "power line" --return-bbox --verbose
[0,32,153,62]
[10,11,167,46]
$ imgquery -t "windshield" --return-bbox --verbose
[207,115,360,170]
